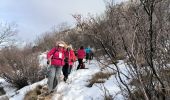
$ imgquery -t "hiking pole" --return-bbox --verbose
[73,61,77,72]
[45,65,48,79]
[45,60,51,78]
[72,62,75,72]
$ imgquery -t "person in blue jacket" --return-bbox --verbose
[85,46,92,64]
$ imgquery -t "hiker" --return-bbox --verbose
[85,46,92,64]
[47,42,66,93]
[77,46,86,70]
[62,45,76,82]
[91,47,95,60]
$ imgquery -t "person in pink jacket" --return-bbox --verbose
[77,46,86,70]
[47,42,65,93]
[62,45,76,82]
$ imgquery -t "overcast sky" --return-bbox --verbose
[0,0,127,42]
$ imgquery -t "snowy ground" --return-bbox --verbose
[52,60,125,100]
[0,52,128,100]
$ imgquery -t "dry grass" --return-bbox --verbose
[24,85,55,100]
[131,90,145,100]
[129,74,152,87]
[115,53,126,60]
[24,85,42,100]
[87,71,115,87]
[104,95,113,100]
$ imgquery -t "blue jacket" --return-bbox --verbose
[85,48,92,54]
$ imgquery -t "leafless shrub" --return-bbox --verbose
[0,45,44,89]
[72,0,170,99]
[0,23,17,47]
[35,33,56,51]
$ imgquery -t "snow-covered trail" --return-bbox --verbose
[51,60,126,100]
[52,60,101,100]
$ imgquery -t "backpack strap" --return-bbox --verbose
[51,48,59,59]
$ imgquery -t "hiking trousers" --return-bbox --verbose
[77,59,85,69]
[47,65,62,92]
[62,63,69,81]
[62,63,73,81]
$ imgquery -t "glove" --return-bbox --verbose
[64,58,68,62]
[71,59,74,62]
[47,60,50,65]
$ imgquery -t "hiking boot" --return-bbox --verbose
[64,77,67,82]
[50,90,54,94]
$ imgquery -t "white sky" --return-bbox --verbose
[0,0,128,42]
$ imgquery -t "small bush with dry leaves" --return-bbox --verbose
[24,85,55,100]
[87,71,115,87]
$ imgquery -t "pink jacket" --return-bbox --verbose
[65,50,76,65]
[47,47,65,66]
[77,49,86,59]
